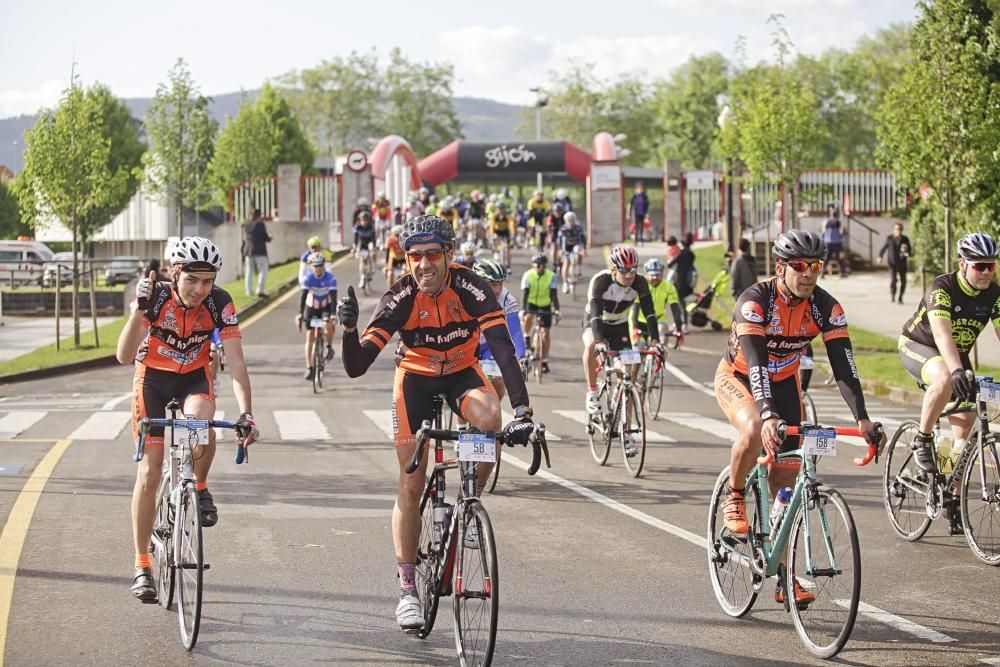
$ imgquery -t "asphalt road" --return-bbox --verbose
[0,247,997,666]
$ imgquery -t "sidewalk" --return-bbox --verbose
[0,316,118,362]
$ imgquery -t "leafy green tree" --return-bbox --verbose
[0,179,29,238]
[19,82,141,345]
[877,0,1000,272]
[381,48,463,156]
[144,58,218,236]
[207,84,315,209]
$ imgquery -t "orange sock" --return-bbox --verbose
[135,553,152,569]
[196,481,208,492]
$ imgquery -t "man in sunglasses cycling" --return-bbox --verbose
[714,229,881,607]
[898,233,1000,526]
[335,215,535,632]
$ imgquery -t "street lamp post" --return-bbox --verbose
[717,105,736,254]
[530,87,548,192]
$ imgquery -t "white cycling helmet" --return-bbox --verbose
[460,240,477,255]
[170,236,222,271]
[564,211,578,224]
[357,196,370,207]
[957,232,999,260]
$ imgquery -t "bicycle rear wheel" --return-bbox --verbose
[883,420,932,541]
[645,359,664,420]
[176,485,203,650]
[621,384,647,478]
[453,500,498,667]
[415,490,442,638]
[484,450,501,494]
[706,467,761,617]
[787,487,861,659]
[312,336,322,393]
[960,435,1000,565]
[152,475,175,610]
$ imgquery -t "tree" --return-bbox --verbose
[18,82,141,345]
[718,16,825,227]
[651,52,731,169]
[381,48,463,156]
[877,0,1000,272]
[144,58,218,237]
[0,179,29,238]
[207,84,315,210]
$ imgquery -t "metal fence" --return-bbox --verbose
[228,178,277,223]
[798,170,905,215]
[302,176,338,222]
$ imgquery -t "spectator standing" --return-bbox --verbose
[878,221,913,304]
[729,237,758,299]
[243,208,271,297]
[628,181,650,245]
[822,206,847,277]
[668,232,697,333]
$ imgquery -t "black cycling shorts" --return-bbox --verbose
[132,364,214,448]
[304,303,334,322]
[898,335,970,388]
[391,365,496,447]
[600,322,633,352]
[525,303,554,328]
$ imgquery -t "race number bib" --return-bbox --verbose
[310,317,326,328]
[480,358,501,378]
[979,380,1000,407]
[457,432,497,463]
[802,427,837,457]
[619,349,641,365]
[181,421,210,449]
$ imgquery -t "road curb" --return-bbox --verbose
[0,251,348,386]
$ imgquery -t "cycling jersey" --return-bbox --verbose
[385,235,405,261]
[354,223,377,248]
[342,264,529,411]
[522,268,558,308]
[723,277,867,420]
[136,282,241,373]
[587,270,658,340]
[527,199,550,223]
[438,208,460,231]
[900,271,1000,353]
[468,201,487,219]
[373,201,392,221]
[490,212,514,236]
[631,279,681,332]
[558,225,587,252]
[300,270,338,311]
[479,287,526,361]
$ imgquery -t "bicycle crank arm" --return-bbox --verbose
[806,568,841,577]
[177,563,209,570]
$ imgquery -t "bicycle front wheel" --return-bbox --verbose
[152,475,175,610]
[453,500,498,667]
[787,488,861,659]
[646,360,664,420]
[415,492,442,638]
[621,384,647,477]
[484,450,501,494]
[883,420,932,541]
[588,385,612,465]
[802,392,818,426]
[312,337,322,393]
[176,485,204,650]
[960,435,1000,565]
[707,467,761,617]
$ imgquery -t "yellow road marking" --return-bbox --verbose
[0,438,72,664]
[240,252,351,329]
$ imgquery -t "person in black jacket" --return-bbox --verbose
[668,233,696,332]
[878,222,912,303]
[242,208,272,297]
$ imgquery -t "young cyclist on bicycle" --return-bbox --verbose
[299,235,323,285]
[297,252,338,379]
[116,236,259,602]
[898,233,1000,480]
[630,258,684,348]
[335,215,535,631]
[521,253,560,374]
[714,230,882,606]
[457,240,478,269]
[557,212,587,293]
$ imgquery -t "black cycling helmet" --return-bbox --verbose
[401,215,456,250]
[957,232,999,260]
[772,229,827,261]
[531,253,547,266]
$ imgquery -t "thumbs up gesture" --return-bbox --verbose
[136,270,157,311]
[337,285,359,329]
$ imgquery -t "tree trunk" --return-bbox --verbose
[176,194,184,238]
[944,187,953,274]
[71,227,80,346]
[87,240,98,348]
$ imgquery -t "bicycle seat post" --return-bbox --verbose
[167,398,181,420]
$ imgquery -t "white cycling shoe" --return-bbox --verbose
[586,390,601,415]
[623,434,639,458]
[396,592,424,630]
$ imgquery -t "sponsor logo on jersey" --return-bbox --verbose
[457,276,487,302]
[221,302,238,326]
[742,301,765,323]
[160,304,180,334]
[419,310,429,319]
[448,300,462,321]
[830,304,847,327]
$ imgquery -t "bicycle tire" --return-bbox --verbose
[802,392,818,426]
[176,485,203,650]
[152,475,175,610]
[533,328,544,385]
[787,487,861,659]
[588,383,612,465]
[312,335,322,394]
[706,466,760,617]
[484,449,501,494]
[317,333,325,389]
[883,420,932,541]
[643,358,664,420]
[621,384,647,478]
[960,435,1000,565]
[453,500,498,667]
[415,490,442,638]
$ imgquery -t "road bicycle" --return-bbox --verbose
[883,374,1000,565]
[802,391,818,427]
[524,318,551,385]
[563,246,583,300]
[309,315,329,394]
[358,247,376,295]
[707,422,881,658]
[133,399,249,650]
[633,331,680,421]
[406,395,550,666]
[587,348,647,477]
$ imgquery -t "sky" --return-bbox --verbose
[1,0,919,119]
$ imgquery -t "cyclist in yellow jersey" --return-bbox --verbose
[527,190,551,247]
[521,253,560,373]
[630,258,685,347]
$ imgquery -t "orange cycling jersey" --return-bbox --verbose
[385,235,405,261]
[137,282,241,373]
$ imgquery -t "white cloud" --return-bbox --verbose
[0,80,66,118]
[553,35,723,82]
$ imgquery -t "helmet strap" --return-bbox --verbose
[776,265,805,306]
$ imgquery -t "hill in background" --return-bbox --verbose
[0,91,526,173]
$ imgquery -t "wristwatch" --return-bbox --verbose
[760,409,779,423]
[514,405,533,419]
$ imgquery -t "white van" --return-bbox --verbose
[0,240,55,286]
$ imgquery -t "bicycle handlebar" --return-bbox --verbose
[755,421,884,467]
[133,418,250,465]
[404,420,551,476]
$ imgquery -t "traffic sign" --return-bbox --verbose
[346,150,368,173]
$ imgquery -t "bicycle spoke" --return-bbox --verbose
[453,502,498,667]
[961,440,1000,565]
[176,486,203,650]
[707,468,760,617]
[883,421,933,541]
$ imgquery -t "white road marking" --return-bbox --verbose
[978,658,1000,665]
[658,412,737,441]
[838,601,958,644]
[273,410,330,441]
[67,411,130,440]
[100,392,132,411]
[0,412,46,438]
[663,361,715,397]
[553,410,676,443]
[363,410,395,440]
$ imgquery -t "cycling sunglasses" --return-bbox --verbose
[784,259,824,274]
[970,261,996,272]
[406,248,446,262]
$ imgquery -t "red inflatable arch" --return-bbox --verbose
[370,135,421,190]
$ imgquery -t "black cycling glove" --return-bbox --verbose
[337,285,359,329]
[502,417,534,447]
[950,368,975,401]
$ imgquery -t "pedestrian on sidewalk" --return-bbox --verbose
[668,232,697,332]
[821,206,848,278]
[242,208,271,297]
[628,181,650,246]
[878,222,912,304]
[729,237,757,299]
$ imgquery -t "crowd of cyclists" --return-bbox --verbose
[115,178,1000,647]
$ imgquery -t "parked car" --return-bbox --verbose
[42,252,90,288]
[0,240,54,286]
[104,256,142,286]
